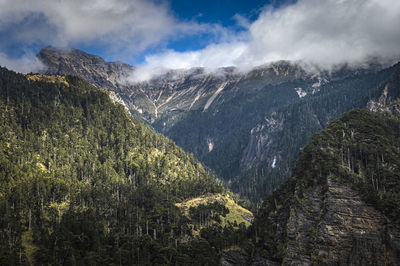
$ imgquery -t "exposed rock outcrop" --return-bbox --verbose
[286,176,400,265]
[253,98,400,264]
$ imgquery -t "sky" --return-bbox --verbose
[0,0,400,79]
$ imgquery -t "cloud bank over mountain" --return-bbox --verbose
[0,0,224,72]
[132,0,400,81]
[0,0,399,77]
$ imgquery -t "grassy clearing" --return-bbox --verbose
[176,193,253,229]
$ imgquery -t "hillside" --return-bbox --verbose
[240,68,400,264]
[2,54,399,265]
[38,47,396,201]
[233,64,397,200]
[0,67,252,265]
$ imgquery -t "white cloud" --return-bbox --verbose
[244,0,400,67]
[0,0,224,72]
[1,0,399,76]
[128,42,251,82]
[131,0,400,81]
[0,0,182,52]
[0,52,44,73]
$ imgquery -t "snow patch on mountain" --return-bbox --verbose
[271,156,277,168]
[207,139,214,152]
[295,87,307,98]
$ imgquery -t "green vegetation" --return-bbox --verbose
[176,193,253,233]
[25,74,70,86]
[158,65,395,202]
[1,63,399,264]
[233,66,396,201]
[38,47,398,203]
[238,66,400,262]
[246,106,400,263]
[0,67,248,265]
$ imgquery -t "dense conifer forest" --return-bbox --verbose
[1,65,400,264]
[250,107,400,264]
[0,67,249,265]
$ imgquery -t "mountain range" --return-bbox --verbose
[1,46,400,264]
[38,46,396,201]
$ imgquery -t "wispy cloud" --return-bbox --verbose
[131,0,400,81]
[0,0,177,51]
[1,0,399,76]
[0,0,225,73]
[0,52,44,73]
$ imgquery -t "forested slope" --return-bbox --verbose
[233,65,397,201]
[245,78,400,264]
[0,67,249,265]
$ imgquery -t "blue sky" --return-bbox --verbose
[0,0,275,65]
[0,0,399,75]
[164,1,263,51]
[62,0,276,64]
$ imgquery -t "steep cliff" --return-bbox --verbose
[234,65,396,200]
[249,68,400,264]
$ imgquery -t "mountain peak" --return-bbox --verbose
[38,46,117,61]
[37,46,134,90]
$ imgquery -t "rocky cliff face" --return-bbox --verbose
[240,111,285,170]
[37,46,396,201]
[367,63,400,115]
[286,176,400,265]
[249,68,400,264]
[127,67,241,123]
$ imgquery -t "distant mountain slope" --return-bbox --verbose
[244,67,400,264]
[0,67,251,265]
[38,46,395,201]
[233,64,397,200]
